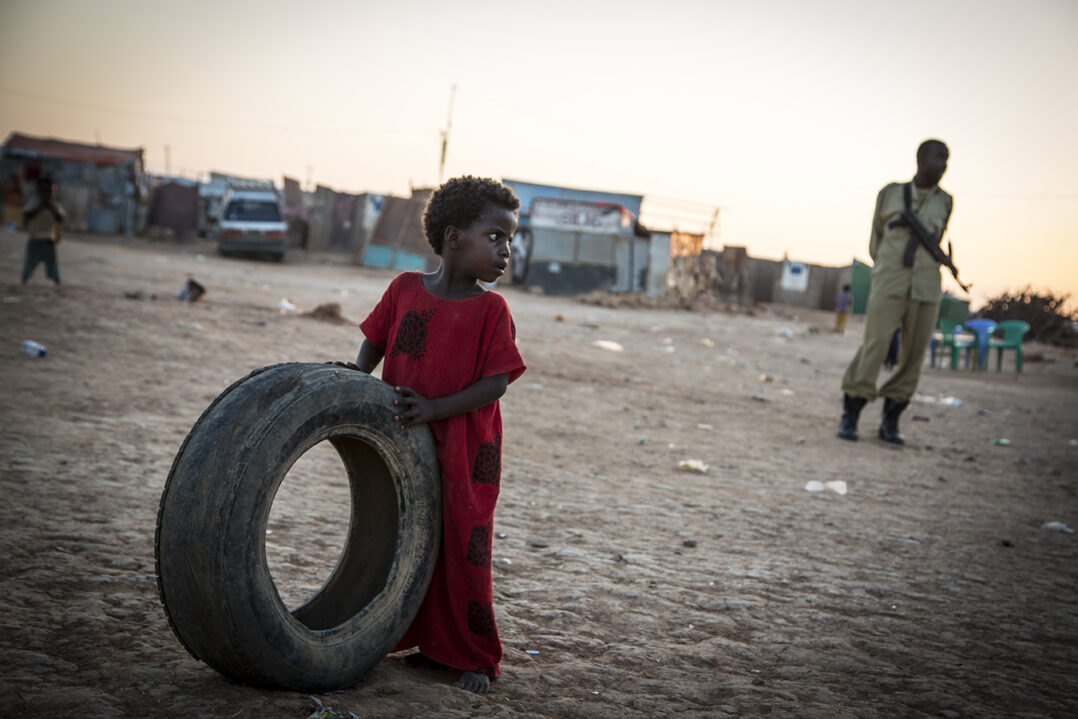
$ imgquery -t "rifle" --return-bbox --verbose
[887,183,970,293]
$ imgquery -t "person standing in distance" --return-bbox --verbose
[837,139,953,444]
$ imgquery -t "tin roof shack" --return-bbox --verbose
[1,132,144,235]
[499,179,663,296]
[502,178,643,226]
[748,255,847,310]
[361,190,436,272]
[281,176,308,248]
[519,198,657,295]
[146,176,199,241]
[304,184,385,258]
[671,246,851,312]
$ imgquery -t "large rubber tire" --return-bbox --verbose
[154,362,440,691]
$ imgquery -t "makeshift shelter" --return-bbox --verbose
[0,132,144,235]
[147,178,199,241]
[516,197,662,295]
[361,190,436,271]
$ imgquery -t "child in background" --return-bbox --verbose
[338,176,525,693]
[21,176,66,286]
[834,284,853,333]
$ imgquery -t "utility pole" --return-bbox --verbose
[439,84,457,184]
[706,207,721,248]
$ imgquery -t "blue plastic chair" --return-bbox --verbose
[961,318,997,370]
[932,318,971,370]
[989,320,1030,373]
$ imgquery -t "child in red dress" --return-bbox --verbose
[343,176,525,693]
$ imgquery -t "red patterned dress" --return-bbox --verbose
[359,271,526,677]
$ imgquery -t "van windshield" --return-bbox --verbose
[225,200,281,222]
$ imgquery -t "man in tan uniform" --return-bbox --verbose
[838,139,953,445]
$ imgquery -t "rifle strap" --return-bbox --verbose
[901,183,918,267]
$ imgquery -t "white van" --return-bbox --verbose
[217,189,288,261]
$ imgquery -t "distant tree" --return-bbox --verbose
[975,287,1077,347]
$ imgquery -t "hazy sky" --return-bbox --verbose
[2,0,1075,308]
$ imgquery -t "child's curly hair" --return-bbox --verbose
[423,176,520,255]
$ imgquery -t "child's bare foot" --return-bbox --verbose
[455,671,490,693]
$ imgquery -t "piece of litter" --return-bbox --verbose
[805,480,847,495]
[781,388,795,396]
[56,546,71,553]
[265,530,273,535]
[700,338,714,347]
[592,340,624,352]
[696,423,713,430]
[525,650,540,655]
[913,394,963,407]
[777,328,794,338]
[1042,521,1075,534]
[992,438,1011,446]
[174,278,206,302]
[678,459,708,473]
[496,532,507,539]
[278,298,297,313]
[758,374,775,382]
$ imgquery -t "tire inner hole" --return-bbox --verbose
[266,436,398,630]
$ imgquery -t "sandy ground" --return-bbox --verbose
[1,231,1076,719]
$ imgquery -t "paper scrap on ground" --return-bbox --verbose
[593,340,624,352]
[1042,521,1074,534]
[678,459,708,473]
[805,480,847,495]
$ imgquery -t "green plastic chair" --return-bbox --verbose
[989,320,1030,372]
[932,318,971,370]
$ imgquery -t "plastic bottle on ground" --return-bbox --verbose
[21,340,47,357]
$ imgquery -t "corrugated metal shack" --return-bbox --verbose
[360,190,435,271]
[519,197,655,295]
[304,184,387,261]
[500,178,670,296]
[671,246,855,311]
[0,132,145,235]
[146,176,200,241]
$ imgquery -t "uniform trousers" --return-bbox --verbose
[842,290,939,403]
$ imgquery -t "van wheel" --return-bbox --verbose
[154,363,440,691]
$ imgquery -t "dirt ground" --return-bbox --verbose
[1,230,1076,719]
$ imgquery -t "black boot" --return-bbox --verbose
[878,397,909,445]
[837,394,868,441]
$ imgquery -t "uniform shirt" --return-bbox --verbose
[868,181,953,303]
